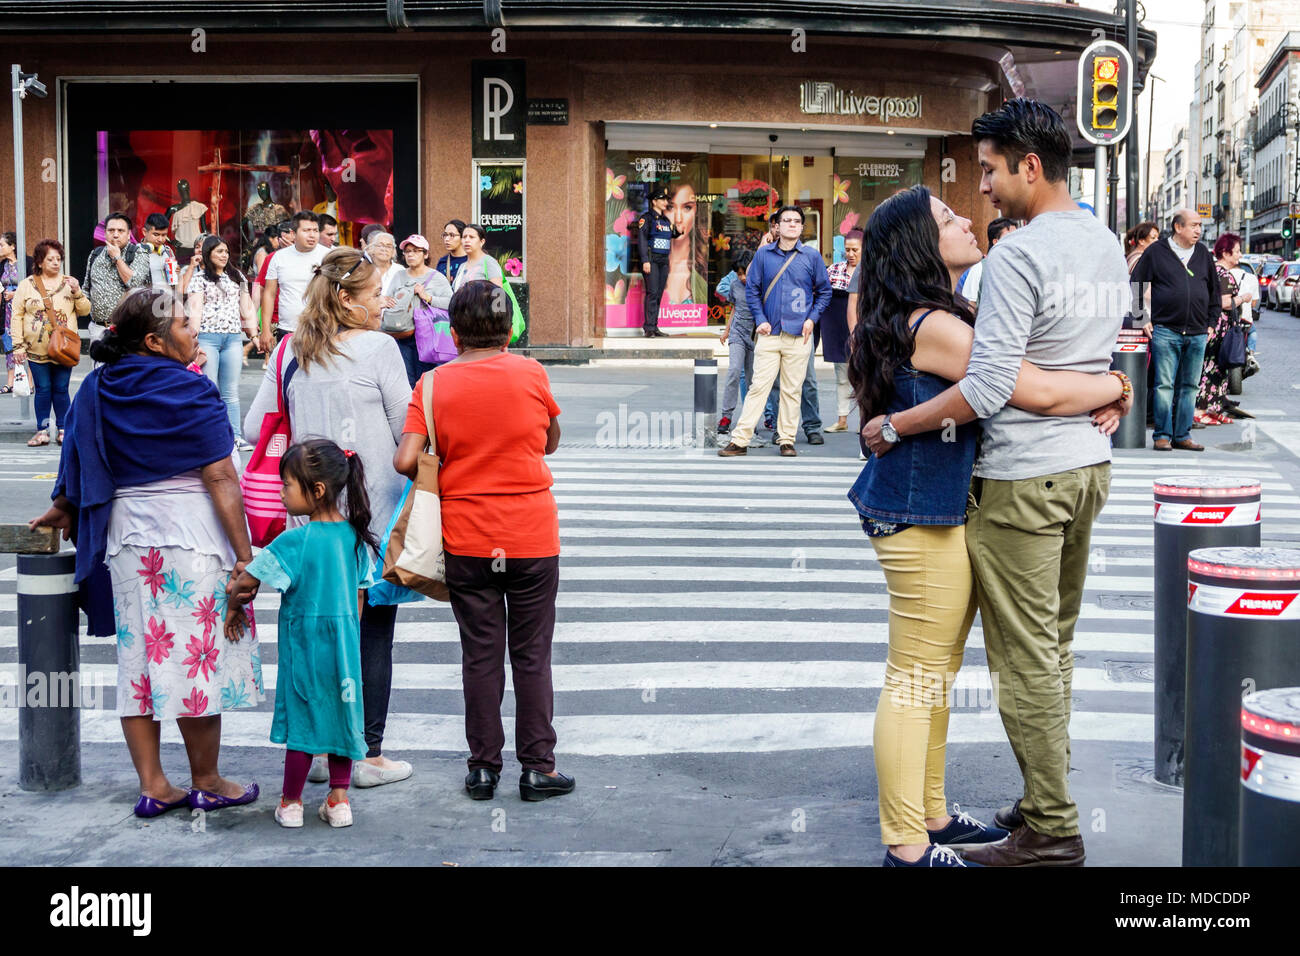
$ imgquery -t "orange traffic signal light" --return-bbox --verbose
[1077,40,1132,144]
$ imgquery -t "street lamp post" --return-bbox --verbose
[10,64,47,273]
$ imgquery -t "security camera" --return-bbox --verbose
[768,134,779,143]
[18,73,47,99]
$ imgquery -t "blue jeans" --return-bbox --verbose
[1150,325,1207,442]
[28,361,71,432]
[199,332,244,437]
[720,327,755,419]
[396,334,435,388]
[764,340,822,435]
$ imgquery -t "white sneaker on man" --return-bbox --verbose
[352,758,413,788]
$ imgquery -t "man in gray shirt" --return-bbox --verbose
[862,99,1132,866]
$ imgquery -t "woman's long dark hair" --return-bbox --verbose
[846,185,975,424]
[280,439,379,555]
[200,234,246,287]
[88,287,177,364]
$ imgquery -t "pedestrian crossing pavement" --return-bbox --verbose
[1,446,1296,758]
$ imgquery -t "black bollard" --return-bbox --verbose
[1154,477,1261,786]
[1183,547,1300,867]
[17,551,82,791]
[694,358,718,448]
[1240,687,1300,866]
[1109,334,1148,449]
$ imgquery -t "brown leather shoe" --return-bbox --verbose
[958,825,1085,867]
[1172,439,1205,452]
[779,443,797,457]
[1152,438,1173,451]
[717,442,747,457]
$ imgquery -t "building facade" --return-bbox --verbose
[1,1,1152,347]
[1253,31,1300,254]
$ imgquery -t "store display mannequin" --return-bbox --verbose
[313,180,353,247]
[166,179,209,255]
[243,181,289,246]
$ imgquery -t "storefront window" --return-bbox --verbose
[604,150,710,331]
[830,156,924,260]
[473,161,525,279]
[93,128,396,270]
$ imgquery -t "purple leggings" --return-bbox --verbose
[282,750,352,801]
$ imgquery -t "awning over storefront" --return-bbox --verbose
[604,123,928,158]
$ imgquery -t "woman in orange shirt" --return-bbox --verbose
[393,280,571,803]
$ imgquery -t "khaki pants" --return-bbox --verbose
[965,463,1111,838]
[728,332,811,447]
[871,524,978,846]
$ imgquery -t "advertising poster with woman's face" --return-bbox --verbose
[603,152,709,330]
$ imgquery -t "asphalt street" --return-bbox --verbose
[4,312,1300,866]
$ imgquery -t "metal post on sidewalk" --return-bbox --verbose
[1240,687,1300,866]
[1184,547,1300,867]
[1153,478,1261,787]
[16,550,81,791]
[1093,145,1106,223]
[1110,331,1147,449]
[694,358,717,448]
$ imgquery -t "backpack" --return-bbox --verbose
[83,243,139,293]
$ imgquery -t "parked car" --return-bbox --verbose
[1257,260,1285,308]
[1270,261,1300,312]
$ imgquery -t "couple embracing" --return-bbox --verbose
[849,99,1134,867]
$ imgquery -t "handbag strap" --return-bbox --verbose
[422,368,438,456]
[32,275,65,326]
[762,248,801,306]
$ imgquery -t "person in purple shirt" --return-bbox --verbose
[719,205,831,457]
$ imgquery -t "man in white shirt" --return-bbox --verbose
[260,211,324,351]
[139,213,179,291]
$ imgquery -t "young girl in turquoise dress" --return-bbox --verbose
[225,438,378,829]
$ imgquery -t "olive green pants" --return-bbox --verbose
[965,463,1111,838]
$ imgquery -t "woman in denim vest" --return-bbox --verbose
[847,186,1129,867]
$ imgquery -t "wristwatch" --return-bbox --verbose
[881,414,900,445]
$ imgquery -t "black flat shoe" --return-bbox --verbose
[519,769,575,802]
[465,768,499,800]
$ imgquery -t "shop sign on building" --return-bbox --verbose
[799,82,922,124]
[527,99,569,125]
[472,59,526,157]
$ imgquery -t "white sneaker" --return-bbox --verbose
[351,758,413,788]
[274,800,304,828]
[307,755,329,783]
[318,797,353,828]
[234,437,254,452]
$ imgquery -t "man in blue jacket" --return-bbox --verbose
[636,188,679,337]
[718,205,831,457]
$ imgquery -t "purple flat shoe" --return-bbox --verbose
[133,792,191,818]
[187,782,259,812]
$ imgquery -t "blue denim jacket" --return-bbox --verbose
[848,358,979,527]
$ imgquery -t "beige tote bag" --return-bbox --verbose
[382,369,450,601]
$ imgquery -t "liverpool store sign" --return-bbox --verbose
[798,82,922,123]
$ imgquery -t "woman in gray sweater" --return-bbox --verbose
[243,246,414,788]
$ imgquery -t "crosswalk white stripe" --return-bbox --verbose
[554,565,1157,590]
[0,659,1152,694]
[0,708,1154,752]
[0,621,1154,654]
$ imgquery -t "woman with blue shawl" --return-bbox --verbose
[29,287,264,818]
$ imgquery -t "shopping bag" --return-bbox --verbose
[12,363,30,398]
[240,340,293,547]
[382,369,449,602]
[367,479,425,606]
[414,305,457,365]
[503,279,526,345]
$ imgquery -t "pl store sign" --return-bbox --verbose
[473,59,526,158]
[799,82,922,124]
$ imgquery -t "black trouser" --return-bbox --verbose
[643,259,669,331]
[358,599,399,758]
[444,552,560,774]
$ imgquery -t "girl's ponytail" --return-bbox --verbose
[343,451,378,555]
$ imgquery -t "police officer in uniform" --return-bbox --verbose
[636,188,680,337]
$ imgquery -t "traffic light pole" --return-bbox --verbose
[1108,146,1121,234]
[1093,146,1106,223]
[1124,0,1141,231]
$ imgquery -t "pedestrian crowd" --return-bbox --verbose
[12,96,1249,866]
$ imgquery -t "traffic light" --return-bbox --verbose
[1283,218,1295,241]
[1092,56,1120,130]
[1077,40,1134,145]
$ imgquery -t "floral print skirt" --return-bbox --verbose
[110,544,265,720]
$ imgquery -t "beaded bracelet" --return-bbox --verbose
[1109,369,1132,402]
